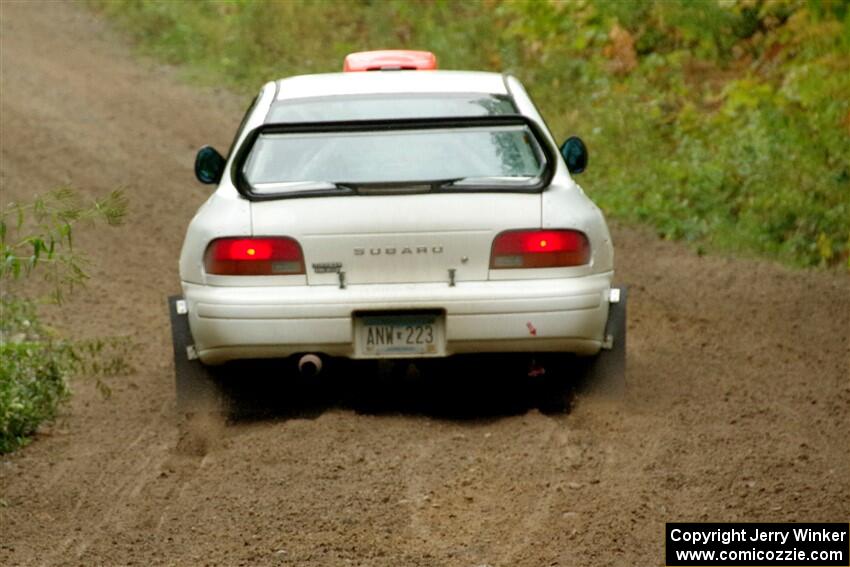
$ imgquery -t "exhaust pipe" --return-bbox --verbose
[297,354,323,377]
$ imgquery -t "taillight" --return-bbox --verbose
[204,237,305,275]
[490,229,590,269]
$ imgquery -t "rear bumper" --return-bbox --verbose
[182,272,613,364]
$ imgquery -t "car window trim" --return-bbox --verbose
[231,115,557,201]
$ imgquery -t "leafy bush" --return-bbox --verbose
[91,0,849,269]
[0,189,129,453]
[0,296,68,452]
[0,347,69,453]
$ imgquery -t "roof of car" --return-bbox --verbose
[274,71,508,101]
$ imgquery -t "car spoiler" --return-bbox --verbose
[230,115,558,201]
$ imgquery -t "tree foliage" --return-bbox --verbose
[94,0,849,268]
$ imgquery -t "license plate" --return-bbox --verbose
[355,313,445,358]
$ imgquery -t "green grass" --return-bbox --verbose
[92,0,850,269]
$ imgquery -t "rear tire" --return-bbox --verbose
[539,286,627,412]
[168,296,225,417]
[536,356,576,414]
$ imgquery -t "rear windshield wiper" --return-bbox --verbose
[334,180,442,195]
[437,176,539,190]
[251,181,357,195]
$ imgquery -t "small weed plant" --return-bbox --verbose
[0,188,130,453]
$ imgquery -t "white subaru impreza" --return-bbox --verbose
[169,50,625,410]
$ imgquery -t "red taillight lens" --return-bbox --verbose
[490,229,590,269]
[204,237,305,275]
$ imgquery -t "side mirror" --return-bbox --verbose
[194,146,225,184]
[560,136,588,175]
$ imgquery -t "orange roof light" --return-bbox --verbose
[343,50,437,72]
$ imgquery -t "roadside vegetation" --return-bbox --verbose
[92,0,849,269]
[0,189,130,453]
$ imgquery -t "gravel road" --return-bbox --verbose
[1,3,848,566]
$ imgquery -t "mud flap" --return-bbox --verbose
[585,285,627,397]
[168,295,223,415]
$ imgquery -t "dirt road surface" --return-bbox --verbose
[1,3,848,566]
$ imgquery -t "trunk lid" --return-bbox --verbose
[250,193,540,285]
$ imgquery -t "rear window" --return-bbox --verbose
[266,93,516,122]
[244,125,544,190]
[232,116,555,200]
